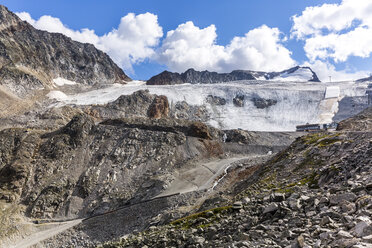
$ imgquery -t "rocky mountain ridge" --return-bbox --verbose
[356,75,372,83]
[0,5,130,118]
[146,66,320,85]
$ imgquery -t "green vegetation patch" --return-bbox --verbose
[299,172,319,189]
[170,206,232,229]
[317,137,342,147]
[302,132,340,146]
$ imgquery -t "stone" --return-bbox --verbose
[188,122,212,139]
[306,211,317,217]
[297,235,305,248]
[242,197,251,204]
[329,193,357,205]
[341,200,356,214]
[263,203,279,214]
[319,197,329,205]
[239,232,250,241]
[362,234,372,243]
[271,193,285,202]
[320,216,334,227]
[252,97,277,109]
[206,95,227,105]
[353,221,371,237]
[337,230,354,239]
[147,95,169,119]
[193,236,205,244]
[233,201,243,210]
[288,199,301,211]
[300,195,311,202]
[233,95,245,107]
[319,231,332,240]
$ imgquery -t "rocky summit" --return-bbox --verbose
[0,5,130,118]
[0,3,371,248]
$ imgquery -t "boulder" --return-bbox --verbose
[233,95,245,107]
[147,95,169,119]
[206,95,226,105]
[329,193,357,205]
[263,203,278,214]
[252,97,277,109]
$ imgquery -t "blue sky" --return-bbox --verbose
[3,0,372,81]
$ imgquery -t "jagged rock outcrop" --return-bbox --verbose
[252,97,277,109]
[205,95,226,106]
[356,75,372,82]
[233,95,245,107]
[146,66,320,85]
[147,95,169,119]
[0,5,130,98]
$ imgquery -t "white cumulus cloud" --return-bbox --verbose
[291,0,372,63]
[16,12,163,73]
[303,60,369,82]
[157,22,295,73]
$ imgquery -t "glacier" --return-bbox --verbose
[47,80,369,131]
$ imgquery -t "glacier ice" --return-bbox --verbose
[47,80,369,132]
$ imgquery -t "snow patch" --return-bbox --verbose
[47,90,69,101]
[272,68,314,82]
[53,77,77,86]
[325,86,340,99]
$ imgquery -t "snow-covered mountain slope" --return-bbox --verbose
[47,80,369,131]
[267,67,319,82]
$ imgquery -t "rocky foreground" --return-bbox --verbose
[100,113,372,248]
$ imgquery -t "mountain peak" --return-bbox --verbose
[0,4,131,99]
[0,5,23,30]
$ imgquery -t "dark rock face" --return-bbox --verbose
[252,97,277,109]
[147,68,256,85]
[356,75,372,82]
[233,95,245,107]
[206,95,226,105]
[333,96,369,122]
[0,5,130,97]
[147,66,320,85]
[189,122,212,140]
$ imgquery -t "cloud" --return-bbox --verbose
[16,12,163,73]
[303,60,369,82]
[157,22,295,72]
[291,0,372,62]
